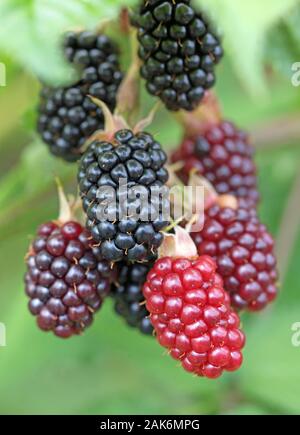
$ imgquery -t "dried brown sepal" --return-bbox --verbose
[55,178,83,225]
[158,226,198,259]
[85,97,129,144]
[116,60,141,117]
[133,101,161,134]
[56,178,73,224]
[188,172,218,212]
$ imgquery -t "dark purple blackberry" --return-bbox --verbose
[78,129,169,262]
[37,31,123,162]
[111,261,154,335]
[132,0,223,111]
[171,121,259,208]
[192,202,278,312]
[25,221,113,338]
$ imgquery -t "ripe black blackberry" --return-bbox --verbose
[25,220,113,338]
[37,31,123,162]
[132,0,223,111]
[63,30,121,69]
[111,261,154,335]
[78,128,169,262]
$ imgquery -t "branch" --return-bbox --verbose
[252,113,300,148]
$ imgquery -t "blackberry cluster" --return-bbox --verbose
[78,129,169,262]
[111,261,154,335]
[143,255,245,378]
[132,0,223,111]
[25,221,113,338]
[192,203,278,311]
[37,31,123,162]
[171,121,259,208]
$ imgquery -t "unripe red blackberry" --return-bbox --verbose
[37,31,123,162]
[171,121,259,208]
[132,0,223,111]
[192,199,278,311]
[24,194,114,338]
[143,253,245,379]
[78,128,169,262]
[111,261,155,335]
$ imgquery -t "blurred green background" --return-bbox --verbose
[0,0,300,415]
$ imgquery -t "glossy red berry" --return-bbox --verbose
[192,204,278,311]
[171,121,259,208]
[143,255,245,379]
[25,221,113,338]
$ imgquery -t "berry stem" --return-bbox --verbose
[116,27,142,123]
[119,8,131,34]
[176,91,222,137]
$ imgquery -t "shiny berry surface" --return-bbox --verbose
[37,31,123,162]
[25,221,113,338]
[171,121,259,208]
[132,0,223,111]
[78,129,169,262]
[192,205,278,311]
[143,255,245,378]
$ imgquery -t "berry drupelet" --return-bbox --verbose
[63,31,120,69]
[111,261,155,335]
[37,31,123,162]
[192,200,278,311]
[143,254,245,379]
[171,121,259,208]
[25,221,113,338]
[132,0,223,111]
[78,129,169,262]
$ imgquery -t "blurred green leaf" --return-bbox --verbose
[0,74,37,146]
[0,0,136,83]
[267,5,300,78]
[200,0,300,95]
[240,306,300,414]
[256,145,300,235]
[0,142,75,208]
[224,404,270,415]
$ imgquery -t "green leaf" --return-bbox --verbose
[199,0,300,96]
[224,404,270,415]
[0,140,77,243]
[256,146,300,235]
[240,305,300,414]
[0,0,136,83]
[267,4,300,78]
